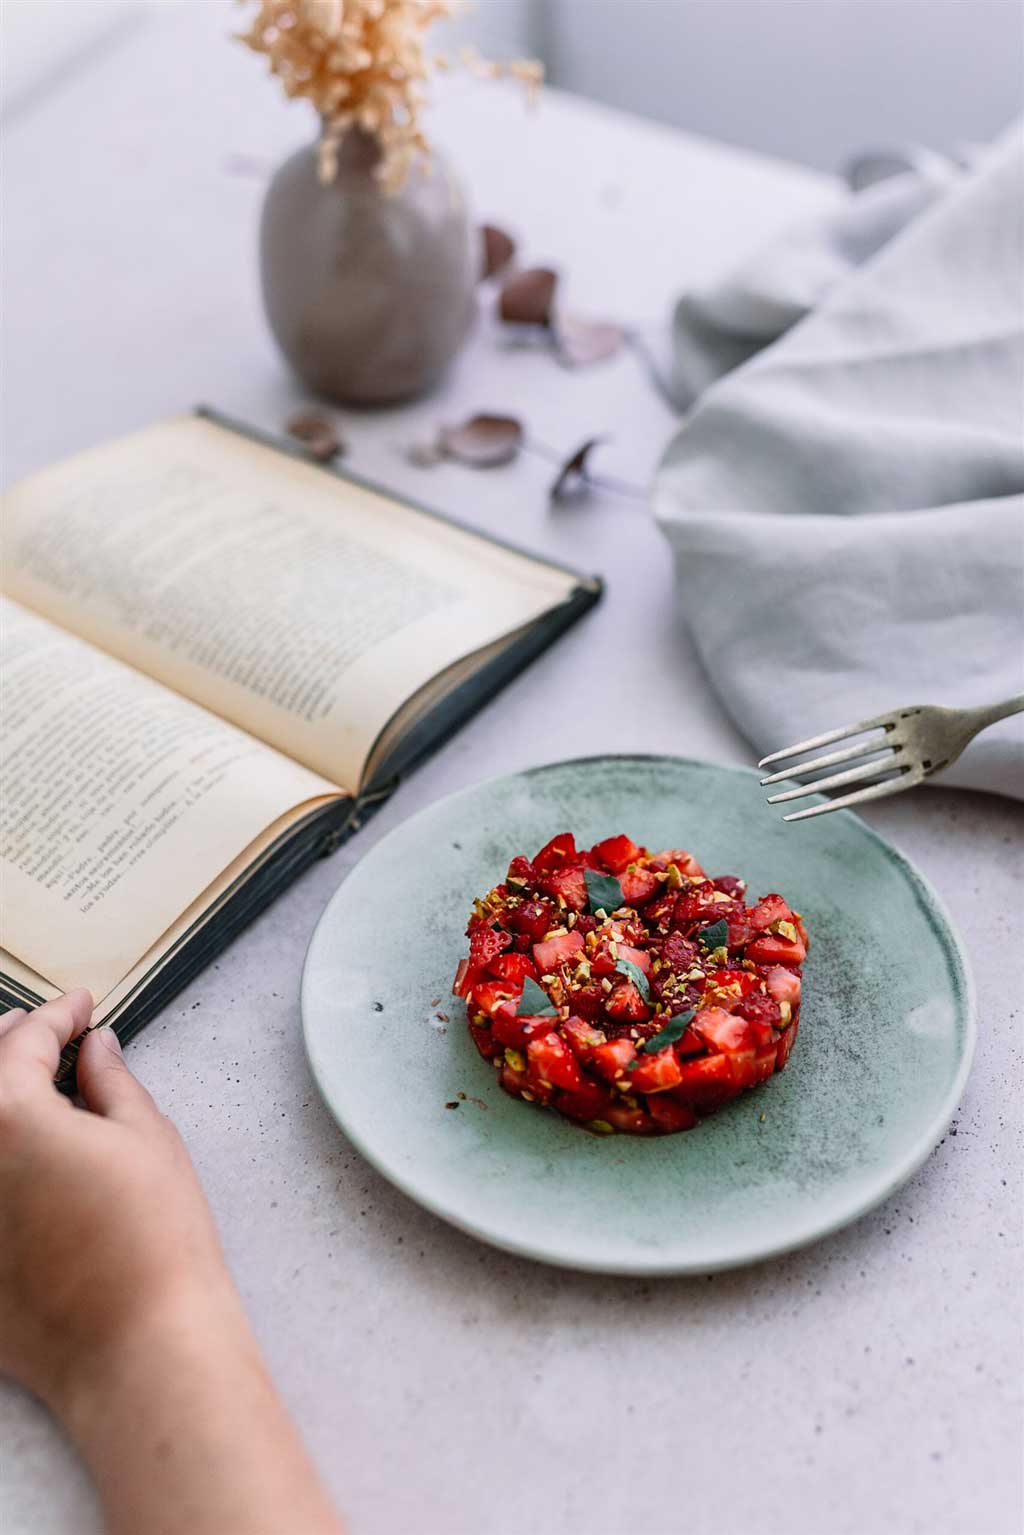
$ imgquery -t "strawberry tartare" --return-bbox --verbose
[453,832,808,1135]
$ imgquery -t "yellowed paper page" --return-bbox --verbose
[2,415,577,788]
[0,601,338,997]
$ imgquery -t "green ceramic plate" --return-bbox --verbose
[301,756,975,1274]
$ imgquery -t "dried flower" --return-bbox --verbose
[239,0,542,192]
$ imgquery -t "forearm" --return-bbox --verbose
[58,1279,344,1535]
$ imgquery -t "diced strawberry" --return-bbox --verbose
[776,1016,800,1070]
[673,887,741,931]
[500,1061,530,1098]
[676,1026,705,1056]
[561,1015,607,1059]
[615,943,651,975]
[794,914,810,950]
[727,916,755,949]
[618,866,659,905]
[604,1102,656,1134]
[747,933,806,966]
[553,1081,612,1123]
[539,865,588,912]
[452,957,476,998]
[590,1038,637,1080]
[645,891,678,931]
[712,875,746,899]
[649,849,705,877]
[703,968,758,1010]
[506,898,557,941]
[765,966,801,1005]
[592,835,642,873]
[627,1047,684,1093]
[492,1011,552,1049]
[469,1023,499,1060]
[604,979,651,1022]
[533,832,578,872]
[672,1053,744,1112]
[533,929,585,973]
[506,854,537,888]
[735,989,783,1028]
[746,893,793,932]
[692,1007,760,1055]
[527,1032,583,1092]
[646,1094,698,1133]
[486,952,538,987]
[656,933,700,972]
[468,979,517,1020]
[468,925,511,970]
[752,1044,778,1085]
[565,980,606,1020]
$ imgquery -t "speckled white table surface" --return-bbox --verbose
[2,8,1021,1534]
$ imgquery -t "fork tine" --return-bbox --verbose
[759,736,899,787]
[766,755,904,805]
[757,714,893,769]
[781,772,920,822]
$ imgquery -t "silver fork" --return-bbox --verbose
[758,694,1024,822]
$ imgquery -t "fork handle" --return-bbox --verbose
[965,693,1024,734]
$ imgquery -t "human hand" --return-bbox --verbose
[0,991,229,1411]
[0,993,344,1535]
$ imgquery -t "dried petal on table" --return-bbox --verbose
[550,436,611,503]
[286,409,345,462]
[480,223,517,280]
[439,413,524,467]
[554,312,627,368]
[498,266,558,327]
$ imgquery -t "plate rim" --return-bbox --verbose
[301,753,977,1275]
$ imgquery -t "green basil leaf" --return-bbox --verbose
[584,868,624,915]
[614,956,651,1002]
[698,918,729,952]
[639,1008,696,1054]
[516,975,558,1017]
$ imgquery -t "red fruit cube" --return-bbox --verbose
[692,1007,759,1055]
[604,979,651,1023]
[539,865,588,912]
[615,943,651,975]
[590,1038,637,1080]
[553,1081,613,1123]
[527,1031,583,1092]
[604,1102,655,1135]
[649,849,705,877]
[619,867,659,905]
[765,965,801,1005]
[506,899,558,942]
[506,855,538,888]
[592,835,642,873]
[746,933,806,966]
[776,1016,800,1070]
[487,952,539,987]
[469,1024,500,1060]
[672,1054,744,1113]
[646,1095,697,1133]
[533,832,578,872]
[533,929,585,973]
[561,1015,607,1059]
[627,1047,684,1093]
[747,893,793,932]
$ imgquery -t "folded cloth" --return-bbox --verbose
[655,121,1024,800]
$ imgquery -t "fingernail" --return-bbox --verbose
[98,1026,123,1055]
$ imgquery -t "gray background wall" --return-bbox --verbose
[3,0,1022,170]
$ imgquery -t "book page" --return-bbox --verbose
[0,601,338,998]
[1,415,579,789]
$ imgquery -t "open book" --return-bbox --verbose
[0,411,600,1069]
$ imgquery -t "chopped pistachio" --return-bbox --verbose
[778,1001,793,1025]
[589,1119,615,1135]
[504,1047,526,1072]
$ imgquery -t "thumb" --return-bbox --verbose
[76,1027,160,1124]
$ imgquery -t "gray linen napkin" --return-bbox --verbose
[655,122,1024,799]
